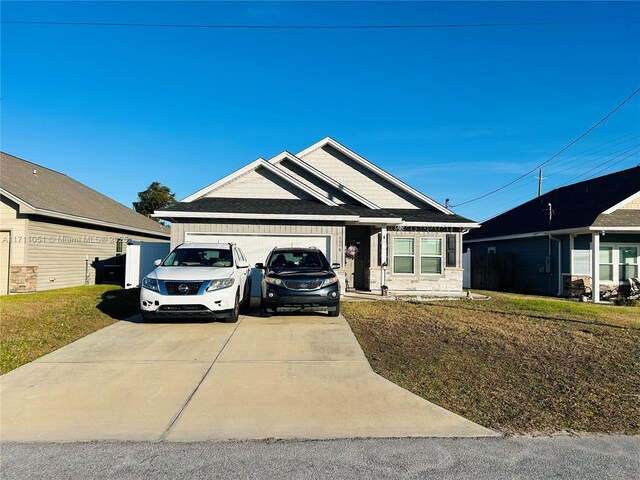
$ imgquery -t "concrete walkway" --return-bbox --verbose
[0,312,497,442]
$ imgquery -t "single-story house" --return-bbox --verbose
[0,152,170,294]
[155,137,478,294]
[464,166,640,301]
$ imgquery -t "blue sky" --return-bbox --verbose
[2,1,639,221]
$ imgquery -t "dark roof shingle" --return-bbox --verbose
[1,152,169,236]
[466,166,640,240]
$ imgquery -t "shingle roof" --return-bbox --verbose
[1,152,169,236]
[384,208,476,224]
[159,197,475,225]
[161,197,352,216]
[466,166,640,240]
[593,209,640,227]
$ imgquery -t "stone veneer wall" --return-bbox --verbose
[10,265,38,293]
[386,267,464,293]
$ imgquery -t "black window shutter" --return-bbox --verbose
[446,234,456,267]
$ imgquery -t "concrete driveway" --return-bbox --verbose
[0,311,497,442]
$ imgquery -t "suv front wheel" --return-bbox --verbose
[225,291,240,323]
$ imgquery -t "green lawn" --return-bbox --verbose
[343,291,640,435]
[0,285,140,374]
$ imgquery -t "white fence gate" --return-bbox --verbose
[125,241,170,289]
[462,248,471,289]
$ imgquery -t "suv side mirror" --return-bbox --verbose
[237,260,250,269]
[154,259,162,267]
[255,263,265,269]
[331,263,341,270]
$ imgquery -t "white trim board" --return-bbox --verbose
[296,137,453,215]
[154,211,358,221]
[1,188,170,238]
[180,158,339,207]
[602,191,640,214]
[465,226,640,244]
[268,151,380,210]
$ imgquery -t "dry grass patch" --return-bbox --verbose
[1,285,140,374]
[343,292,640,435]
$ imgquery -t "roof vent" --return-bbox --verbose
[33,169,37,176]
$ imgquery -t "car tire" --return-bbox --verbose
[260,299,271,317]
[328,304,340,317]
[225,291,240,323]
[240,280,251,313]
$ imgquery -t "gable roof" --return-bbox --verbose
[268,151,380,209]
[296,137,454,215]
[156,197,477,226]
[181,158,339,206]
[466,166,640,241]
[0,152,169,237]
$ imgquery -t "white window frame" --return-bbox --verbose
[596,242,640,284]
[617,244,639,282]
[392,237,415,275]
[420,237,443,275]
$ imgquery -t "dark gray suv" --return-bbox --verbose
[256,247,341,317]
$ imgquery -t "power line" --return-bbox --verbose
[451,86,640,207]
[3,20,640,29]
[545,138,640,176]
[556,145,640,186]
[543,130,640,173]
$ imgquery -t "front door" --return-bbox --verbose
[345,237,370,291]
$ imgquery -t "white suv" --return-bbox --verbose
[140,242,251,323]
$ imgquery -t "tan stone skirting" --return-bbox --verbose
[10,265,38,293]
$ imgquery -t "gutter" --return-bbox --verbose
[548,234,562,297]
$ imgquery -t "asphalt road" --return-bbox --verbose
[2,436,638,479]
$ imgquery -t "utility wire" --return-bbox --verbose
[543,130,640,173]
[545,138,640,176]
[557,146,640,186]
[3,20,640,29]
[466,141,640,202]
[451,86,640,207]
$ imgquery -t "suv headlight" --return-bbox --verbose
[142,277,159,292]
[264,276,283,286]
[321,277,339,287]
[206,278,235,292]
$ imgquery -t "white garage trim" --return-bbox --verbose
[184,232,334,265]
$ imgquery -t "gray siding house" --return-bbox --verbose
[0,152,170,294]
[156,137,478,295]
[464,166,640,301]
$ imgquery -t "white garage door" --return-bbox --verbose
[183,232,332,267]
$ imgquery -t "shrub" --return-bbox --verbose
[614,296,637,307]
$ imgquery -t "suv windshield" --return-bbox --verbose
[163,248,233,267]
[267,250,330,270]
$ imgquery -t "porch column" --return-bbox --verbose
[592,232,600,303]
[380,226,387,286]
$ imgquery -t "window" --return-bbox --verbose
[420,238,442,274]
[446,234,457,267]
[599,246,613,282]
[593,243,640,284]
[116,238,124,256]
[393,238,414,274]
[619,246,638,281]
[572,250,591,276]
[163,248,233,267]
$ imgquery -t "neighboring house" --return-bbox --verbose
[0,152,170,294]
[464,166,640,301]
[155,137,478,294]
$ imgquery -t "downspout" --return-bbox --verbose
[548,234,562,296]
